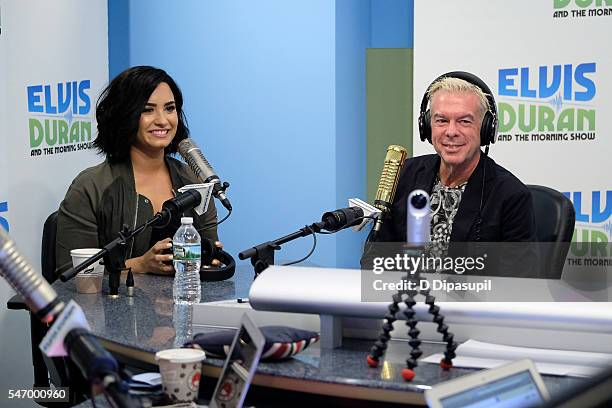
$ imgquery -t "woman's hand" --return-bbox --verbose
[210,241,223,267]
[126,238,174,275]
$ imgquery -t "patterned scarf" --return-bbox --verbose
[430,176,467,243]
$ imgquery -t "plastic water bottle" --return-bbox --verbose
[173,217,201,305]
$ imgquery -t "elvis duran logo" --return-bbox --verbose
[563,190,611,258]
[0,201,9,231]
[553,0,612,19]
[26,80,95,157]
[495,62,597,143]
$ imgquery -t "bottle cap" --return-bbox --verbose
[180,217,193,224]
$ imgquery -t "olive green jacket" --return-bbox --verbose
[55,156,218,276]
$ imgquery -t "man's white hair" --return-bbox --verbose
[427,77,491,119]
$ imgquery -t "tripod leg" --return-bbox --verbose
[421,290,457,370]
[401,291,422,381]
[367,292,404,367]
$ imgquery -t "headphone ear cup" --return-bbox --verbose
[420,110,432,143]
[480,111,495,146]
[199,237,236,282]
[200,237,216,265]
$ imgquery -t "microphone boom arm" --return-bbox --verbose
[238,206,364,276]
[238,222,325,276]
[59,213,163,294]
[60,189,201,295]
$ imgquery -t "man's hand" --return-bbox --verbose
[126,238,174,275]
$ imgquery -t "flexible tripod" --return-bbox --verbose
[366,247,457,381]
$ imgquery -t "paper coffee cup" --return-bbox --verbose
[70,248,104,276]
[71,248,104,294]
[155,348,205,403]
[74,274,104,294]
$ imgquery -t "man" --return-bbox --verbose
[374,72,536,244]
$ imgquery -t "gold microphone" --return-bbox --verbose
[373,145,408,233]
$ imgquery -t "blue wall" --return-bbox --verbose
[370,0,413,48]
[107,0,413,268]
[108,0,129,77]
[335,0,371,266]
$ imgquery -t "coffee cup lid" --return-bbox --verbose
[155,348,205,363]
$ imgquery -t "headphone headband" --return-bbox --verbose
[418,71,498,146]
[200,237,236,281]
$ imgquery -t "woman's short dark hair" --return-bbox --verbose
[94,66,189,163]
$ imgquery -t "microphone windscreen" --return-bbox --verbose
[374,145,408,212]
[162,189,202,214]
[156,189,203,227]
[178,138,218,184]
[322,207,364,231]
[0,228,62,322]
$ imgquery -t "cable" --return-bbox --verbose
[213,208,232,227]
[281,225,317,266]
[198,207,232,232]
[474,147,488,242]
[281,214,377,264]
[359,215,380,222]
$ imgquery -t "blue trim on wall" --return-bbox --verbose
[107,0,130,79]
[335,0,371,267]
[371,0,413,48]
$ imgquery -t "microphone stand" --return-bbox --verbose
[238,222,326,276]
[60,213,164,296]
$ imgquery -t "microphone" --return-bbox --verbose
[155,189,202,228]
[238,206,365,270]
[0,229,135,407]
[0,227,64,323]
[406,190,431,244]
[347,198,381,231]
[372,145,408,233]
[320,207,364,232]
[60,189,202,283]
[178,138,232,211]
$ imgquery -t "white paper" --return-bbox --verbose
[132,372,162,386]
[421,339,612,377]
[422,354,601,377]
[458,339,612,368]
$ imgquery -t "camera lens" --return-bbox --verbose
[410,193,428,209]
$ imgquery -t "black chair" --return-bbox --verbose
[6,211,84,406]
[527,185,576,278]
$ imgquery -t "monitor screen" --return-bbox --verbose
[210,326,260,408]
[439,370,546,408]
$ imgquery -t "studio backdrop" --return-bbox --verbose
[413,1,611,257]
[0,0,108,394]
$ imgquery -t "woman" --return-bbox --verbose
[55,66,219,276]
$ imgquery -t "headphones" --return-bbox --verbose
[200,237,236,282]
[418,71,498,147]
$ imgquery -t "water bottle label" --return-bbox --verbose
[173,244,201,261]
